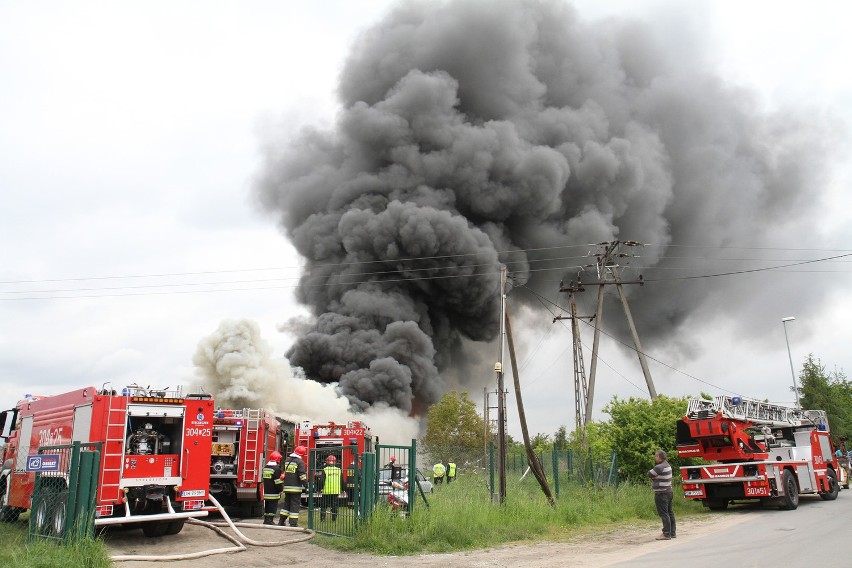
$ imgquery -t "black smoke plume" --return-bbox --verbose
[255,0,838,412]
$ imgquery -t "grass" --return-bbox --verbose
[320,475,706,555]
[0,513,111,568]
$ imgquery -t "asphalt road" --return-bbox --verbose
[609,490,852,568]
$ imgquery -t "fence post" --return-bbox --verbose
[608,451,618,486]
[489,441,495,499]
[567,449,573,480]
[408,439,416,515]
[552,445,559,498]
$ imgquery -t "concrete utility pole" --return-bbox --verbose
[782,316,800,408]
[558,240,657,426]
[554,284,594,430]
[493,264,508,504]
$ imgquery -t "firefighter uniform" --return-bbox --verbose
[261,458,283,524]
[279,450,308,527]
[318,460,342,522]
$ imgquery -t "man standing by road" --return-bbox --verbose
[647,449,675,540]
[261,451,283,525]
[446,459,457,484]
[279,445,308,527]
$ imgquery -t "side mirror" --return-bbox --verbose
[0,409,17,441]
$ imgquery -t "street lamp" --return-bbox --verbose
[781,317,800,408]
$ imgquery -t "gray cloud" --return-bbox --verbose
[255,0,840,412]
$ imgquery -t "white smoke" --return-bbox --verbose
[192,319,419,445]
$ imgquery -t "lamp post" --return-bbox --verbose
[781,317,800,408]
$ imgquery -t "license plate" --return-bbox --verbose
[684,490,703,497]
[181,489,205,498]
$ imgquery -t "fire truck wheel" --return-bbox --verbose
[779,470,799,510]
[33,496,51,534]
[51,499,67,537]
[0,477,21,523]
[142,521,170,537]
[164,520,185,535]
[820,469,840,501]
[705,499,728,511]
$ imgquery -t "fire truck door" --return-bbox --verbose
[14,416,33,472]
[72,404,93,443]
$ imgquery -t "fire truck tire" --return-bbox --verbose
[820,469,840,501]
[142,521,170,537]
[33,496,51,534]
[705,499,728,511]
[164,520,185,535]
[52,498,68,537]
[779,470,799,510]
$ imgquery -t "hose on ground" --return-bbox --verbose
[110,494,315,562]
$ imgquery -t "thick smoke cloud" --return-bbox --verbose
[255,0,838,412]
[192,319,419,444]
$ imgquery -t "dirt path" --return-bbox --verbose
[108,513,747,567]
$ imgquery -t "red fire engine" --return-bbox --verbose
[0,385,215,536]
[293,419,373,502]
[677,395,841,510]
[208,408,295,515]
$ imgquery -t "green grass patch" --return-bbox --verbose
[320,476,705,555]
[0,513,111,568]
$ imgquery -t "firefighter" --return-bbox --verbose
[318,454,341,522]
[385,455,402,480]
[433,461,446,484]
[278,444,308,527]
[446,459,457,484]
[261,451,283,525]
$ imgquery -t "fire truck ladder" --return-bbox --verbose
[241,409,262,484]
[687,396,829,429]
[100,393,129,503]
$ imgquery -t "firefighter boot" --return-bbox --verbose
[263,516,274,526]
[289,519,299,528]
[278,515,288,526]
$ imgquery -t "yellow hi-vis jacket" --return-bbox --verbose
[322,465,342,495]
[433,463,446,477]
[448,462,456,477]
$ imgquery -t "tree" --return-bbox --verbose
[422,390,489,464]
[598,395,691,482]
[530,432,552,454]
[553,425,568,451]
[798,354,852,441]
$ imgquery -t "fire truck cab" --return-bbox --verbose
[678,395,841,511]
[209,408,295,515]
[294,420,373,502]
[0,385,215,537]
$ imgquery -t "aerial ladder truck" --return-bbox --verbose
[677,395,841,511]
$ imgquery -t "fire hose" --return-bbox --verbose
[110,494,315,562]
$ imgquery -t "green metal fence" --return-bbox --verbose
[488,442,619,498]
[306,444,360,537]
[29,441,101,543]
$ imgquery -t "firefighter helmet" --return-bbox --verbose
[269,451,282,462]
[294,445,308,459]
[326,455,337,465]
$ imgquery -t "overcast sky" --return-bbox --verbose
[1,0,850,442]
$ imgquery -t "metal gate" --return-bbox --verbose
[306,444,372,537]
[376,441,426,515]
[29,441,101,542]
